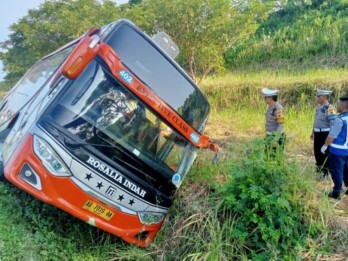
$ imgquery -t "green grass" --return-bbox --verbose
[0,68,347,260]
[0,183,142,261]
[201,67,348,155]
[205,105,315,163]
[224,1,348,69]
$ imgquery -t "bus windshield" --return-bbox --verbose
[105,23,210,132]
[47,60,196,182]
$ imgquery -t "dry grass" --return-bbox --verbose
[327,217,348,259]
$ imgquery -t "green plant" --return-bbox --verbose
[224,1,348,70]
[220,139,325,260]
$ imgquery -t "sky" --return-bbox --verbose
[0,0,129,81]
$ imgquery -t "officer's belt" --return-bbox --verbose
[313,128,330,132]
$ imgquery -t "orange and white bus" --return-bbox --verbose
[0,19,218,246]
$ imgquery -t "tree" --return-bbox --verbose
[126,0,274,82]
[0,0,120,85]
[0,0,273,85]
[129,0,142,5]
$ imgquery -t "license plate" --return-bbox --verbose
[82,200,114,221]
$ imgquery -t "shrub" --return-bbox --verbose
[220,139,323,260]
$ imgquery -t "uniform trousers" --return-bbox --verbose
[328,153,348,193]
[313,131,329,175]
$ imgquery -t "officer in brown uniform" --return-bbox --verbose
[311,89,337,176]
[262,88,286,160]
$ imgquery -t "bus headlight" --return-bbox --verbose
[33,135,71,177]
[138,212,165,225]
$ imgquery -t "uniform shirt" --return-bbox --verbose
[328,111,348,155]
[266,102,285,134]
[313,103,336,130]
[328,116,344,139]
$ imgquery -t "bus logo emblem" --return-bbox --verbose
[105,186,117,198]
[119,70,133,84]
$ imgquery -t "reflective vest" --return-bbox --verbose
[330,112,348,155]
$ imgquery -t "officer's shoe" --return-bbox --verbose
[328,191,342,200]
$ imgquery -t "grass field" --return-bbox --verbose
[0,68,348,260]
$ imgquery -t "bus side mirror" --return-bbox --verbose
[61,34,100,80]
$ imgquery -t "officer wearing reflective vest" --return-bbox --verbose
[262,88,286,160]
[310,89,337,176]
[321,97,348,199]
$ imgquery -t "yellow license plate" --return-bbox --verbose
[82,200,114,221]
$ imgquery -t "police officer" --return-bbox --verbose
[262,88,286,160]
[321,97,348,199]
[311,89,337,176]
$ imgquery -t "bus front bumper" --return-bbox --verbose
[4,134,163,247]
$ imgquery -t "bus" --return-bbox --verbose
[0,19,219,247]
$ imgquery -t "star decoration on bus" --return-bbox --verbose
[118,194,124,202]
[96,182,104,189]
[129,199,135,206]
[85,173,93,181]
